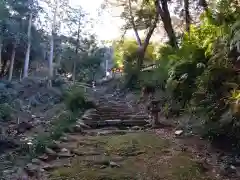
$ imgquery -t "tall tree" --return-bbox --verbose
[0,0,10,72]
[44,0,69,86]
[8,18,23,81]
[23,12,33,78]
[66,6,87,83]
[106,0,159,68]
[23,0,41,78]
[155,0,178,48]
[184,0,190,33]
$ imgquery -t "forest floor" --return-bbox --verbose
[46,129,220,180]
[0,78,240,180]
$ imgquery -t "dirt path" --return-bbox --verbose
[30,127,238,180]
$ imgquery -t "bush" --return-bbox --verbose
[0,103,12,121]
[64,85,95,112]
[144,12,240,149]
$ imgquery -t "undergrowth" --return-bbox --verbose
[116,1,240,150]
[21,85,95,157]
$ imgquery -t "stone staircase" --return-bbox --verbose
[81,93,151,128]
[1,85,153,180]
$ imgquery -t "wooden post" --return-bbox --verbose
[149,100,161,127]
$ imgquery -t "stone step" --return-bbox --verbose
[96,108,132,112]
[99,115,150,120]
[97,112,134,116]
[84,119,149,128]
[82,113,149,121]
[97,110,133,115]
[97,106,130,111]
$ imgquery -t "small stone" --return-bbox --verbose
[132,126,141,130]
[3,169,15,175]
[31,158,42,165]
[58,151,73,158]
[60,136,68,142]
[73,124,83,133]
[31,115,36,119]
[38,154,49,161]
[45,147,57,156]
[57,148,73,158]
[100,165,107,169]
[61,148,69,153]
[24,163,39,176]
[42,164,54,171]
[109,161,120,168]
[42,163,61,171]
[174,130,183,136]
[77,121,91,129]
[51,140,61,150]
[230,165,236,170]
[63,163,71,167]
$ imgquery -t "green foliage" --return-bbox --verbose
[113,39,159,90]
[113,39,158,68]
[64,85,95,112]
[32,110,76,154]
[0,103,12,121]
[60,36,105,83]
[116,1,240,148]
[122,50,140,89]
[24,84,95,155]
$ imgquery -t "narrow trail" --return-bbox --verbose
[7,83,240,180]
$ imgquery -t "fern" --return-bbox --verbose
[230,20,240,53]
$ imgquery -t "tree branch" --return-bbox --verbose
[143,10,159,48]
[128,0,142,46]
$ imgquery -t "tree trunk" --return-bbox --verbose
[155,0,178,48]
[55,54,61,75]
[19,68,23,81]
[48,1,59,87]
[184,0,190,33]
[48,33,54,86]
[8,43,16,81]
[72,14,81,84]
[128,0,142,46]
[23,12,33,78]
[137,13,158,68]
[128,0,159,68]
[0,38,2,72]
[199,0,208,12]
[72,58,76,83]
[125,0,159,89]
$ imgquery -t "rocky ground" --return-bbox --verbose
[0,78,240,180]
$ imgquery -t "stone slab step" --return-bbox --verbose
[99,115,150,120]
[84,119,149,128]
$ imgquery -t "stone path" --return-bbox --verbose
[2,84,240,180]
[21,89,156,179]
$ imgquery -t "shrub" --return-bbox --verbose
[64,85,95,112]
[0,103,12,121]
